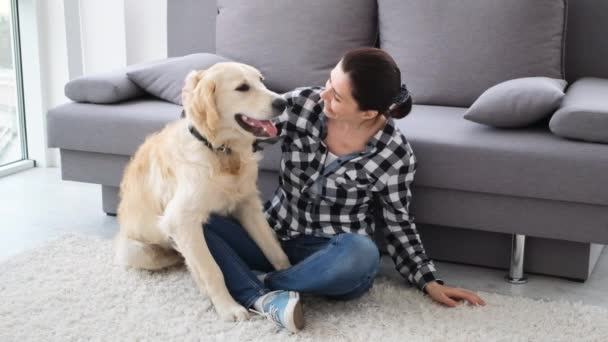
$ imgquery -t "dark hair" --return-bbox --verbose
[341,47,412,119]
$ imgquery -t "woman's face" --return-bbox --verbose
[320,61,367,123]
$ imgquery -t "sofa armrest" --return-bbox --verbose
[549,77,608,144]
[63,57,177,104]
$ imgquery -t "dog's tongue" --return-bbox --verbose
[246,117,278,137]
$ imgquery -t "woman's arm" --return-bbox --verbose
[375,147,486,307]
[375,149,443,293]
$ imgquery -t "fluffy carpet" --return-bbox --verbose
[1,235,607,342]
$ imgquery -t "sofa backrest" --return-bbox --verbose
[379,0,568,107]
[564,0,608,81]
[167,0,217,57]
[167,0,608,93]
[215,0,378,93]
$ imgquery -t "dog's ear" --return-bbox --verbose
[182,70,203,109]
[199,76,220,131]
[182,70,220,134]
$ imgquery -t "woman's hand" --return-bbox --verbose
[423,281,486,307]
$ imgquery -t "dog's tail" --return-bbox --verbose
[113,234,182,270]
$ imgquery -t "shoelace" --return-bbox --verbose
[268,305,281,324]
[248,301,283,327]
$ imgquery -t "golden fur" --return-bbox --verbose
[114,62,290,321]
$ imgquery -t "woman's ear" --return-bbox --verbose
[361,109,379,120]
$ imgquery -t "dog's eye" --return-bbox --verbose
[235,83,250,92]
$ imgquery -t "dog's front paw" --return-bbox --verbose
[216,302,250,322]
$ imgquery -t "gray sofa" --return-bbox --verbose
[47,0,608,283]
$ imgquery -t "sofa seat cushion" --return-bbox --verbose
[397,105,608,206]
[48,99,608,207]
[47,98,182,156]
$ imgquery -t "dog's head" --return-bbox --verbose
[182,62,285,147]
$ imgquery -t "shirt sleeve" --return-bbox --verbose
[376,149,444,293]
[273,89,299,137]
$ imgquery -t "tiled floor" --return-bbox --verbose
[1,167,607,308]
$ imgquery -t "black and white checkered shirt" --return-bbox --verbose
[262,87,443,292]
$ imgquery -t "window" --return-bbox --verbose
[0,0,27,170]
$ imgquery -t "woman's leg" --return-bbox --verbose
[204,214,276,272]
[204,214,380,301]
[203,215,304,332]
[264,233,381,300]
[202,214,274,309]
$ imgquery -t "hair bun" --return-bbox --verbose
[388,95,413,119]
[392,84,410,105]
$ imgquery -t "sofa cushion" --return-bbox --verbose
[47,98,182,156]
[379,0,567,107]
[47,100,608,207]
[550,78,608,144]
[464,77,567,128]
[216,0,378,93]
[397,105,608,207]
[126,53,231,105]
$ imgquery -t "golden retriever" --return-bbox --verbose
[113,62,291,321]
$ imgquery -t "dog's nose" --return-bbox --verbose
[272,98,287,113]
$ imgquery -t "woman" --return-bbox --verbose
[203,47,486,332]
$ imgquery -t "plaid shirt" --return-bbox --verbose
[262,87,443,292]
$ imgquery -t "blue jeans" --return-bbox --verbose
[202,214,380,309]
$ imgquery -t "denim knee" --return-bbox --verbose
[204,214,228,231]
[331,233,380,287]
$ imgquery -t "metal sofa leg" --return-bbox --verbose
[505,234,528,284]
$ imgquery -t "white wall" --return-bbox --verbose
[38,0,70,167]
[125,0,167,65]
[79,0,127,74]
[17,0,70,167]
[79,0,167,73]
[39,0,70,108]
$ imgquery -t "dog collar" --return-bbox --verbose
[188,125,232,155]
[187,122,277,154]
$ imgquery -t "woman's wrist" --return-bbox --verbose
[423,280,441,294]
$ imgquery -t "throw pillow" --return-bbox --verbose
[464,77,567,128]
[127,53,230,105]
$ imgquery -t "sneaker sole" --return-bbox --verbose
[285,292,305,332]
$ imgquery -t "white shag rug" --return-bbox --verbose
[1,235,607,342]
